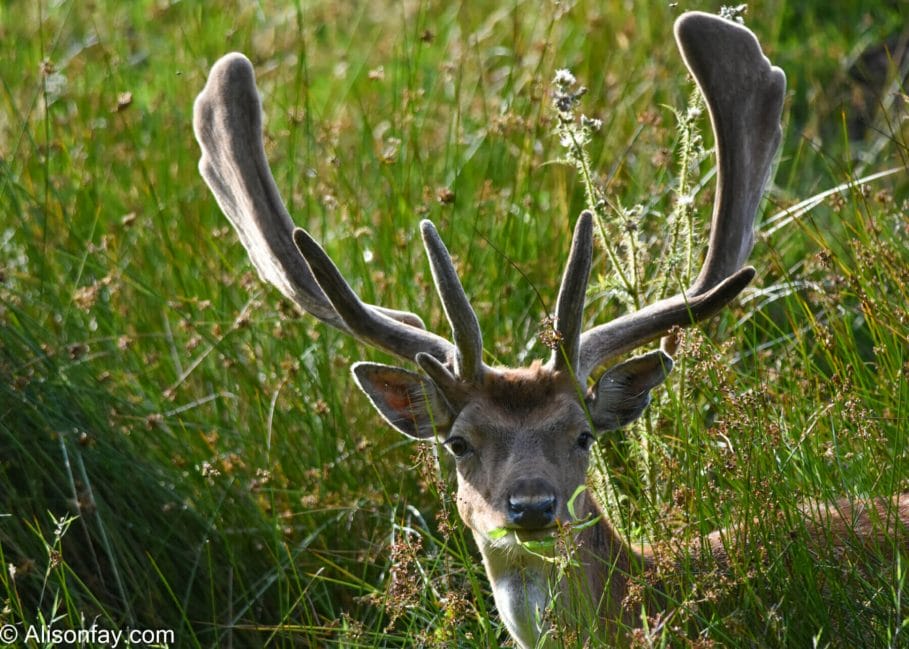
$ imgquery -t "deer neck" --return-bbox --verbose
[473,492,652,648]
[575,499,654,625]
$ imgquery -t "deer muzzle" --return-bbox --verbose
[506,479,558,530]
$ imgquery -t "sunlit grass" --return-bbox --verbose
[1,0,907,647]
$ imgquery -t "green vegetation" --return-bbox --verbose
[1,1,907,646]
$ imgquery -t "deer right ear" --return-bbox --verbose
[586,350,674,431]
[352,362,454,440]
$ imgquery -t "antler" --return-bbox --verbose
[193,53,458,364]
[572,13,786,382]
[419,221,486,383]
[195,11,784,393]
[550,211,595,374]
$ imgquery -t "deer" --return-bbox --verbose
[193,11,909,648]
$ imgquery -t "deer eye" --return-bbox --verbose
[443,436,473,459]
[576,431,596,452]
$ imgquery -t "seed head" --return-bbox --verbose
[553,68,576,87]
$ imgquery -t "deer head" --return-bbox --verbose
[194,11,785,645]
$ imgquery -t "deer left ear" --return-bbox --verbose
[586,350,674,431]
[352,362,454,440]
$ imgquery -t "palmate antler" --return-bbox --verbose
[193,11,784,405]
[570,13,786,383]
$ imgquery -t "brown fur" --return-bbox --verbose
[479,362,574,414]
[572,492,909,636]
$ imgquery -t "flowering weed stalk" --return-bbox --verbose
[656,90,707,299]
[552,69,639,312]
[551,68,713,507]
[552,68,710,312]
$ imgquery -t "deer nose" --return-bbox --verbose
[507,479,557,530]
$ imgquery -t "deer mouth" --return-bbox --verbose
[485,526,560,552]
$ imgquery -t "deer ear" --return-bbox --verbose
[586,350,673,431]
[352,362,454,440]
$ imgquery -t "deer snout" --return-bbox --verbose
[506,479,557,530]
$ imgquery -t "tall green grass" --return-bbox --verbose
[1,0,906,646]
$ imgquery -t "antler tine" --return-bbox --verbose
[549,211,594,374]
[292,228,454,363]
[420,221,485,383]
[577,13,785,382]
[194,53,448,361]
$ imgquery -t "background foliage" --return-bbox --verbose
[1,0,907,646]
